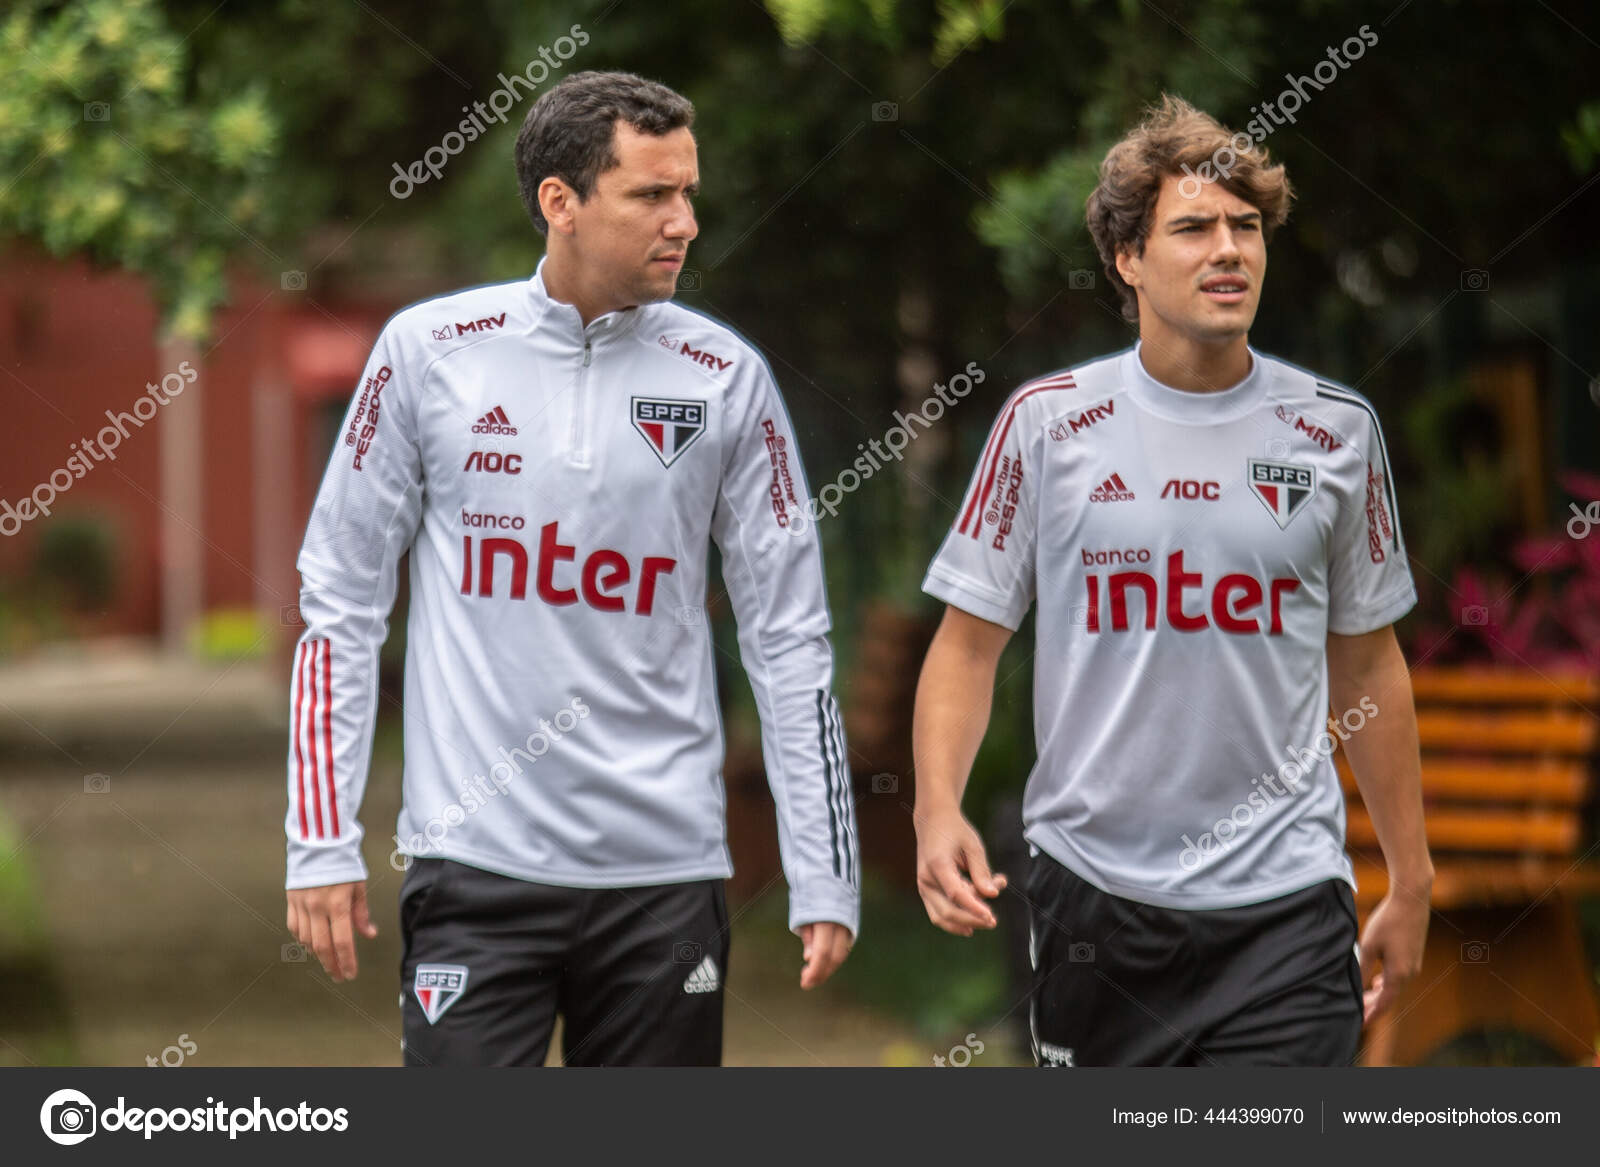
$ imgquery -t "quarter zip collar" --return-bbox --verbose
[527,257,644,348]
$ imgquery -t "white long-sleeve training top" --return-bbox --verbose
[284,260,860,936]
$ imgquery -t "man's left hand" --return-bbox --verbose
[1358,887,1430,1023]
[798,921,854,990]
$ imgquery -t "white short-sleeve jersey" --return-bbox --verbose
[924,343,1415,909]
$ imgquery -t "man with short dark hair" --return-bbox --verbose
[284,71,858,1067]
[912,95,1432,1066]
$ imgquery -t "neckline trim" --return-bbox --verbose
[1121,342,1267,424]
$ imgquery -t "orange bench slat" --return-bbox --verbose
[1408,670,1600,705]
[1338,757,1590,804]
[1346,806,1580,853]
[1414,710,1597,755]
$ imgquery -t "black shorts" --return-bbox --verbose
[399,858,730,1067]
[1023,849,1363,1066]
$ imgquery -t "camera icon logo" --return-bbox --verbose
[40,1088,97,1145]
[83,102,111,122]
[1461,605,1489,627]
[1461,941,1489,963]
[871,101,899,122]
[83,773,110,794]
[1068,269,1096,290]
[1068,942,1095,963]
[281,942,307,963]
[676,269,701,292]
[1459,269,1490,292]
[281,270,307,292]
[674,605,703,627]
[1266,437,1291,458]
[870,773,898,794]
[279,605,304,627]
[673,940,703,964]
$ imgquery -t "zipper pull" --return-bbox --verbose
[583,339,592,368]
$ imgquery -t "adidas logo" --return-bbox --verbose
[1088,472,1134,503]
[682,954,721,994]
[471,406,518,435]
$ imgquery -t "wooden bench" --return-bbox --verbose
[1338,668,1600,1065]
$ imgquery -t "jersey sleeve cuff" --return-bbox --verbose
[921,567,1027,631]
[788,893,860,941]
[285,842,369,890]
[1327,584,1417,637]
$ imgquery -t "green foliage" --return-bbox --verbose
[0,809,45,956]
[1562,100,1600,174]
[189,607,270,662]
[789,870,1011,1037]
[31,512,118,613]
[1399,378,1517,588]
[0,0,280,340]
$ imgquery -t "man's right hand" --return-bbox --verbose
[287,881,377,982]
[914,807,1007,937]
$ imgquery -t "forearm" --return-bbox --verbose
[1331,636,1433,892]
[912,626,1000,818]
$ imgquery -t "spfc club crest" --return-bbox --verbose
[413,964,468,1025]
[632,397,706,468]
[1247,459,1316,529]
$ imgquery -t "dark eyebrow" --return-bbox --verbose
[627,181,699,196]
[1166,210,1262,229]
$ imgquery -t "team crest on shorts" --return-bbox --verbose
[413,964,469,1025]
[1247,459,1316,529]
[632,397,707,468]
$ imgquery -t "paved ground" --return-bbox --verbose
[0,639,1029,1067]
[0,747,930,1067]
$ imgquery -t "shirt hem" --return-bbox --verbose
[1025,828,1357,910]
[401,839,735,890]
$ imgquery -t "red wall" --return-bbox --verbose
[0,245,385,641]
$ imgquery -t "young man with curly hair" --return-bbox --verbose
[913,95,1431,1066]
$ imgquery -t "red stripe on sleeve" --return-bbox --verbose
[958,376,1075,537]
[291,643,309,840]
[321,639,340,836]
[304,642,326,839]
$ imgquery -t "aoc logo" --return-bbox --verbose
[1247,459,1316,529]
[632,397,706,468]
[413,964,469,1025]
